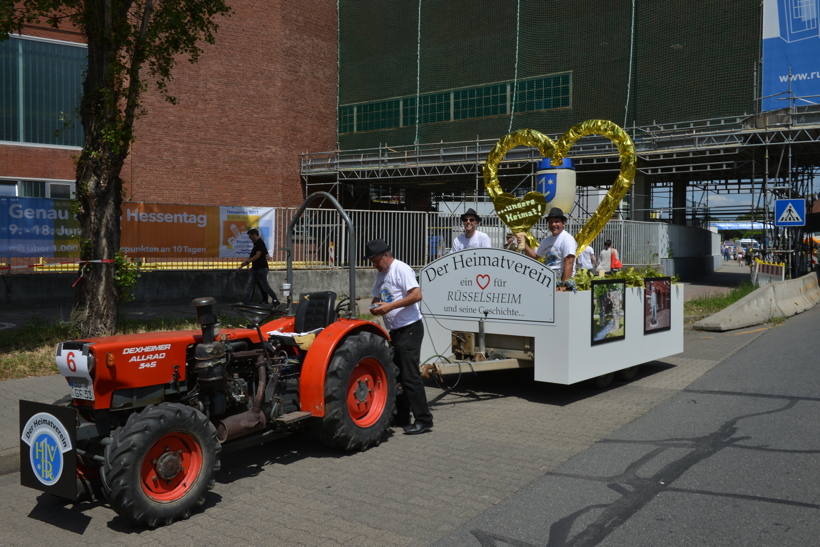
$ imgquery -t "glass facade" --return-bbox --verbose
[0,36,86,147]
[339,72,571,135]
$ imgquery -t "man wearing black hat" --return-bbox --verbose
[519,207,577,286]
[365,239,433,435]
[449,208,491,253]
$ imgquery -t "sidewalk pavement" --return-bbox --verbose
[0,264,753,475]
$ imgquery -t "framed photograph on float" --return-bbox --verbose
[591,279,626,346]
[644,277,672,334]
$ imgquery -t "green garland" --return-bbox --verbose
[572,266,679,291]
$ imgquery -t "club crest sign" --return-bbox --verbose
[19,400,78,500]
[419,248,555,324]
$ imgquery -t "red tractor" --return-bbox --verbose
[19,193,396,527]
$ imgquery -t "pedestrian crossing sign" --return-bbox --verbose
[774,199,806,227]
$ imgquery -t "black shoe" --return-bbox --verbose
[391,416,411,428]
[403,422,431,435]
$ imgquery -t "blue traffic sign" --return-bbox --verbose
[774,199,806,227]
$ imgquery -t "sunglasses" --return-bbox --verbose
[463,218,477,223]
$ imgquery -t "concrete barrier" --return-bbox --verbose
[694,270,820,331]
[0,268,380,310]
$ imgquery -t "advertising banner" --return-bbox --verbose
[419,248,555,324]
[218,206,276,259]
[762,0,820,111]
[2,197,276,259]
[0,197,81,257]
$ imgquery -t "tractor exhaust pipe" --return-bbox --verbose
[217,355,269,443]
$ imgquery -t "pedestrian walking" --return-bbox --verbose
[237,228,280,306]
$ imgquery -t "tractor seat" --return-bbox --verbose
[267,292,337,351]
[294,291,337,332]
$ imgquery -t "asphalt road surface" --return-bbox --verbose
[0,306,816,546]
[434,305,820,547]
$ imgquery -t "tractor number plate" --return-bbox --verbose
[68,378,94,401]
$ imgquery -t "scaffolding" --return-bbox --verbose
[301,106,820,278]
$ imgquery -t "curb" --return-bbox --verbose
[694,271,820,331]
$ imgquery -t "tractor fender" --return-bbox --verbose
[299,319,390,417]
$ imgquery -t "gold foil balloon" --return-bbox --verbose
[483,120,637,254]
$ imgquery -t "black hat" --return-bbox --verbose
[363,239,390,260]
[546,207,567,221]
[460,208,481,223]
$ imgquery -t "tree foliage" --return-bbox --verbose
[1,0,231,337]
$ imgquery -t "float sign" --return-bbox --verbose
[419,249,555,324]
[19,400,77,500]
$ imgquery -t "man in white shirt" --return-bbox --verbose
[576,245,597,273]
[449,208,491,253]
[518,207,577,288]
[366,239,433,435]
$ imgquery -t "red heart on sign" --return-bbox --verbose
[476,275,490,290]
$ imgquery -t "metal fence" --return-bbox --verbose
[2,208,663,273]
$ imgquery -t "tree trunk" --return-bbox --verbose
[69,2,131,338]
[69,169,123,338]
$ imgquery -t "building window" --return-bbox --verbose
[0,179,74,199]
[0,35,86,147]
[339,72,571,134]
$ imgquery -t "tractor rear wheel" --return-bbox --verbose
[319,331,396,451]
[101,403,221,527]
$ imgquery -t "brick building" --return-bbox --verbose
[1,1,337,208]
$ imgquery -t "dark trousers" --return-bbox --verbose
[244,268,278,305]
[390,320,433,426]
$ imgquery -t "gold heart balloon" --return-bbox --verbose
[483,120,637,254]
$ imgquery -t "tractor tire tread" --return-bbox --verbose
[101,403,220,528]
[318,331,396,452]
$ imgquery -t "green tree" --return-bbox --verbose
[1,0,230,337]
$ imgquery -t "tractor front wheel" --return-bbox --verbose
[101,403,221,527]
[319,331,396,451]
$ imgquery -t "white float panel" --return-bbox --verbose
[420,251,684,385]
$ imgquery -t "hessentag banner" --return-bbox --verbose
[120,202,220,257]
[762,0,820,111]
[2,197,276,258]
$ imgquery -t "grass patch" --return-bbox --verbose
[684,281,758,318]
[0,314,234,381]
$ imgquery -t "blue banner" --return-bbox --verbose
[0,197,81,257]
[762,0,820,112]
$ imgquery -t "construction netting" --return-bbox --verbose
[338,0,761,151]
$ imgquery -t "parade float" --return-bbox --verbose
[420,121,683,387]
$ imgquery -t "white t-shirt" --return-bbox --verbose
[371,259,422,330]
[535,229,577,278]
[577,246,595,270]
[450,230,492,253]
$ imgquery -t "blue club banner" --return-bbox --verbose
[762,0,820,112]
[0,197,81,257]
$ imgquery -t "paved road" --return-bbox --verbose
[432,304,820,547]
[0,315,795,546]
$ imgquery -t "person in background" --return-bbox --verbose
[237,228,280,306]
[598,239,619,275]
[449,208,491,253]
[365,239,433,436]
[577,245,598,273]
